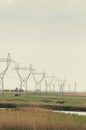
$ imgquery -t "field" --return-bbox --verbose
[0,93,86,130]
[0,93,86,110]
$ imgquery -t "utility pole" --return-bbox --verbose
[0,53,15,96]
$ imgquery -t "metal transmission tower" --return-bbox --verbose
[14,63,35,95]
[57,79,66,94]
[0,53,15,95]
[44,74,55,93]
[52,76,57,93]
[52,83,56,93]
[68,83,71,93]
[32,71,44,92]
[74,81,77,93]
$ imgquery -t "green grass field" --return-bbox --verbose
[0,93,86,106]
[0,93,86,112]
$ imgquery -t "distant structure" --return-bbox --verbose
[14,64,35,95]
[44,74,55,93]
[68,83,71,93]
[52,83,56,93]
[0,53,15,95]
[74,81,77,93]
[32,72,44,92]
[52,76,56,93]
[57,79,66,93]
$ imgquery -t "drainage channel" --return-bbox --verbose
[53,110,86,116]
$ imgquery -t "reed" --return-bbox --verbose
[0,108,86,130]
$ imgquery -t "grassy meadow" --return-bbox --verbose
[0,93,86,106]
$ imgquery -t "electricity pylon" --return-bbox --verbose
[74,81,77,93]
[14,63,35,95]
[52,77,57,93]
[0,53,15,96]
[52,83,56,93]
[44,74,55,93]
[57,79,66,94]
[32,71,44,92]
[68,83,71,93]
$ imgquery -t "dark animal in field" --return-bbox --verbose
[14,93,20,96]
[56,101,65,104]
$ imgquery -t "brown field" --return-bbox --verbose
[0,107,86,130]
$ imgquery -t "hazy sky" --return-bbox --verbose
[0,0,86,91]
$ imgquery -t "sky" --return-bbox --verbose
[0,0,86,92]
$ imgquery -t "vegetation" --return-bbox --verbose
[0,108,86,130]
[0,93,86,129]
[0,93,86,109]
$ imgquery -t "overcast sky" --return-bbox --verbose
[0,0,86,92]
